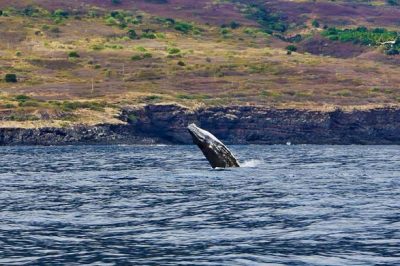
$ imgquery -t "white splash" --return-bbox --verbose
[241,159,264,168]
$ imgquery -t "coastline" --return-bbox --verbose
[1,104,400,145]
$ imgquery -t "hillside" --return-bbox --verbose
[1,0,400,127]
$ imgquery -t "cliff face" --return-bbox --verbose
[1,104,400,145]
[121,105,400,145]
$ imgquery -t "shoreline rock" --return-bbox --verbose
[1,104,400,145]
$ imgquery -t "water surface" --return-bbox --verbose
[0,145,399,265]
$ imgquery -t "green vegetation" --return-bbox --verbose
[312,19,320,28]
[387,0,399,6]
[111,0,122,5]
[241,2,287,33]
[286,45,297,52]
[131,53,152,60]
[128,113,137,123]
[5,74,17,83]
[68,51,80,58]
[174,21,193,33]
[322,26,400,54]
[58,101,107,112]
[167,47,181,55]
[140,29,157,39]
[1,0,400,128]
[127,29,138,39]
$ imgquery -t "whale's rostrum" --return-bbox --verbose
[187,123,240,168]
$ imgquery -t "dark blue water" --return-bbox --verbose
[0,145,399,265]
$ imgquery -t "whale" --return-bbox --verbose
[187,123,240,168]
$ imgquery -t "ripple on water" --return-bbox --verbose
[0,145,399,265]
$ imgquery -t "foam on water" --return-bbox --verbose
[240,159,264,168]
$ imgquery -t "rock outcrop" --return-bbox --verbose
[1,104,400,145]
[121,104,400,145]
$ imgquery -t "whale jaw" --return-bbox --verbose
[187,123,240,168]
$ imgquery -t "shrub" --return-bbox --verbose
[21,6,39,17]
[167,47,181,54]
[128,114,137,123]
[105,17,118,26]
[127,29,138,39]
[312,19,320,28]
[220,28,230,35]
[60,101,106,112]
[0,10,3,16]
[142,52,152,58]
[386,48,399,55]
[136,46,147,52]
[141,32,156,39]
[15,95,30,101]
[387,0,399,5]
[174,21,193,33]
[131,55,142,61]
[19,100,40,107]
[112,0,122,4]
[143,95,162,102]
[5,74,17,83]
[286,45,297,52]
[68,51,80,58]
[53,9,69,18]
[230,21,241,29]
[177,60,186,66]
[131,53,152,60]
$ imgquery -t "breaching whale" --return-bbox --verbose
[187,123,240,168]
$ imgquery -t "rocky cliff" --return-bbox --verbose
[1,104,400,145]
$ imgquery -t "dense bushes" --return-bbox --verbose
[243,4,288,33]
[156,17,199,34]
[322,26,400,55]
[174,21,193,33]
[322,27,398,46]
[387,0,399,6]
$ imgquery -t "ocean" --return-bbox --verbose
[0,145,399,265]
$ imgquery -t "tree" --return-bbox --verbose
[5,74,17,83]
[112,0,122,4]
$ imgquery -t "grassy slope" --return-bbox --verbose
[0,0,400,127]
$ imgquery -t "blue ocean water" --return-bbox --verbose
[0,145,399,265]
